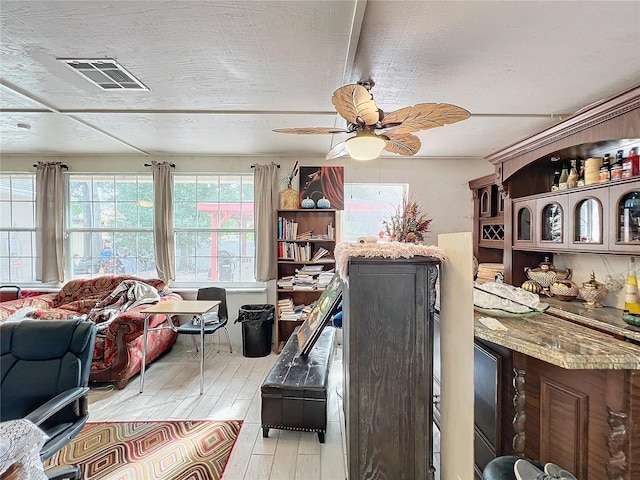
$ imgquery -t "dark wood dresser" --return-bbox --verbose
[343,256,440,480]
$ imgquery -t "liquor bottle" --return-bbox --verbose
[599,154,611,183]
[622,147,639,178]
[584,157,602,185]
[622,191,640,243]
[551,168,561,191]
[558,164,569,190]
[577,159,585,186]
[624,257,640,317]
[567,159,579,188]
[610,150,624,181]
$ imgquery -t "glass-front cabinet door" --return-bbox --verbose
[512,199,535,248]
[538,197,568,248]
[570,189,608,251]
[609,181,640,252]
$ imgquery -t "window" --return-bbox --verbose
[174,174,255,283]
[67,174,155,279]
[342,183,407,241]
[3,171,257,285]
[0,174,36,283]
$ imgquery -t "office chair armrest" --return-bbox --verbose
[25,387,90,426]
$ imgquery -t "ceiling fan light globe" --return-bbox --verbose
[345,133,386,161]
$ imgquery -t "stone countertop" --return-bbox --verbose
[544,297,640,343]
[474,309,640,370]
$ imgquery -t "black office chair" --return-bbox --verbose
[1,319,97,480]
[176,286,233,355]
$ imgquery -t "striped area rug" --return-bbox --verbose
[45,420,242,480]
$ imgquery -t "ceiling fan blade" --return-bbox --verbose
[325,141,349,160]
[383,132,422,156]
[273,127,348,135]
[380,103,471,134]
[331,84,380,126]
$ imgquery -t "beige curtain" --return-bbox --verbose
[254,163,280,281]
[35,162,64,282]
[152,161,175,281]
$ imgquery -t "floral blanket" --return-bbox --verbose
[86,280,160,332]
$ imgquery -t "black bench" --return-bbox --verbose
[261,326,337,443]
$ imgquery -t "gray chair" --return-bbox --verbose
[176,287,233,355]
[0,319,97,480]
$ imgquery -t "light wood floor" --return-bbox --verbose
[88,340,347,480]
[88,340,441,480]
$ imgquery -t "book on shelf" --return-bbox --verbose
[310,247,330,262]
[296,230,313,240]
[279,242,313,261]
[297,264,324,273]
[277,217,299,240]
[327,223,334,240]
[317,270,335,288]
[277,298,318,322]
[277,276,295,288]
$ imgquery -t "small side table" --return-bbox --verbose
[140,300,220,394]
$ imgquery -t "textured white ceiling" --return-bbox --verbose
[1,0,639,159]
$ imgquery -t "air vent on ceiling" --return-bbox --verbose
[58,58,149,91]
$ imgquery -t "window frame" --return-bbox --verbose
[2,169,262,287]
[172,172,257,286]
[341,182,408,242]
[65,172,156,280]
[0,172,37,283]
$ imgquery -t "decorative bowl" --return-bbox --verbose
[474,305,549,319]
[549,280,579,301]
[578,271,608,308]
[474,282,549,318]
[524,257,571,292]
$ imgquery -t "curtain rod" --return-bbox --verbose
[32,163,68,170]
[144,162,175,168]
[250,164,280,168]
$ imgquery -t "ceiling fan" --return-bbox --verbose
[273,80,471,160]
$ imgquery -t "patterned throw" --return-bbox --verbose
[44,420,242,480]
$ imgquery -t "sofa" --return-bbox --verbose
[0,275,181,389]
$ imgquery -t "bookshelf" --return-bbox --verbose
[275,208,337,353]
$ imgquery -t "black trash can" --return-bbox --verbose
[235,304,275,357]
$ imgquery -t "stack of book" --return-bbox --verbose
[277,298,316,321]
[277,298,301,321]
[296,230,313,240]
[276,275,295,289]
[294,265,323,290]
[317,270,335,289]
[476,263,504,284]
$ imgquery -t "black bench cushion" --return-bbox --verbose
[261,326,336,400]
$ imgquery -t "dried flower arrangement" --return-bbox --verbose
[381,196,433,243]
[284,161,299,188]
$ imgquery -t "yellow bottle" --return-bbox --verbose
[624,257,640,316]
